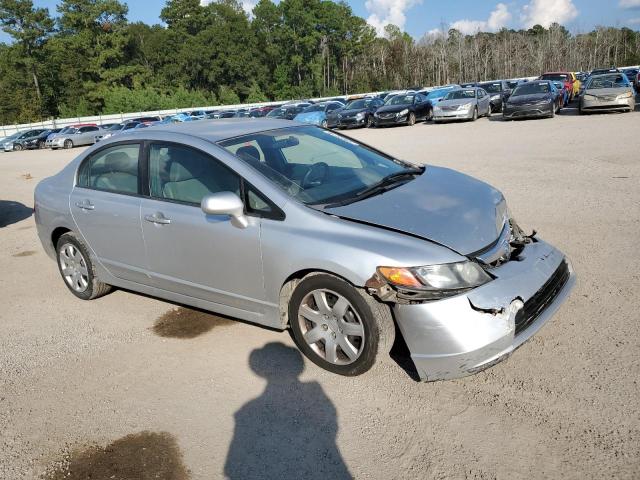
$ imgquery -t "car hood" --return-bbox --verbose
[507,93,551,105]
[585,87,631,96]
[437,98,475,107]
[339,108,367,117]
[325,166,507,255]
[376,104,412,114]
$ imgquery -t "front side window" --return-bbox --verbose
[219,126,410,206]
[149,143,240,205]
[78,144,140,194]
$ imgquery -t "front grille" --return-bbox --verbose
[515,260,570,334]
[442,106,458,111]
[378,112,396,119]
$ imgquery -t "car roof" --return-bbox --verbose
[122,118,298,143]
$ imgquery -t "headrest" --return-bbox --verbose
[168,154,206,182]
[236,145,260,163]
[105,152,134,173]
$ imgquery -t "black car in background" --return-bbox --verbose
[330,97,384,129]
[16,129,61,150]
[460,82,478,88]
[478,80,512,112]
[373,92,432,127]
[503,80,562,120]
[266,104,310,120]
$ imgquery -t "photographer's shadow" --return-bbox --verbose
[224,342,352,480]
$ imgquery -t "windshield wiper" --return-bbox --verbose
[323,166,424,208]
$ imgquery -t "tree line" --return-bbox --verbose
[0,0,639,125]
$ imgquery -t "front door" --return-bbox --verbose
[69,142,149,284]
[140,142,265,313]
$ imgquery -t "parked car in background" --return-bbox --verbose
[423,86,461,119]
[95,122,141,142]
[293,102,344,127]
[433,87,491,122]
[50,125,102,149]
[552,81,570,107]
[4,129,49,152]
[34,120,575,381]
[128,116,162,124]
[622,68,638,88]
[478,80,512,112]
[503,80,562,120]
[506,79,521,90]
[590,67,619,76]
[374,92,432,127]
[539,72,576,101]
[1,132,23,151]
[331,97,384,129]
[460,82,478,88]
[46,124,98,149]
[579,72,635,114]
[267,104,310,120]
[250,106,277,117]
[19,129,61,150]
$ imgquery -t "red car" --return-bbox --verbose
[540,72,575,101]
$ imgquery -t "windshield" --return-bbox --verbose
[386,95,414,106]
[266,108,284,117]
[553,82,564,89]
[445,90,475,100]
[346,99,371,109]
[108,123,125,131]
[587,74,629,89]
[479,82,502,93]
[511,82,551,96]
[541,74,568,82]
[425,90,449,100]
[219,126,411,205]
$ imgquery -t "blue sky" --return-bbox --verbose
[1,0,639,43]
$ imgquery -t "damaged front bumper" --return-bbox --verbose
[390,239,575,381]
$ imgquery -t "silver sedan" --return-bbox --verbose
[580,73,636,114]
[34,120,575,381]
[433,88,492,122]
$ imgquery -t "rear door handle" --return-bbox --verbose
[144,213,171,225]
[75,200,94,210]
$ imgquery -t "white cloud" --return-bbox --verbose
[200,0,256,15]
[619,0,640,9]
[521,0,578,28]
[449,3,512,35]
[629,17,640,24]
[365,0,423,36]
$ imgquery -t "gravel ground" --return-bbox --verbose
[1,107,639,479]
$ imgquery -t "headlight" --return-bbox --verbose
[355,112,365,120]
[397,109,409,116]
[617,92,633,99]
[491,94,501,100]
[377,261,492,299]
[458,102,473,111]
[584,94,596,100]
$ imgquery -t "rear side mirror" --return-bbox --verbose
[201,192,248,228]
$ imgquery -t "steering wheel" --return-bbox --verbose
[301,162,330,189]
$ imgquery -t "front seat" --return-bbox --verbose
[163,154,222,204]
[94,152,138,194]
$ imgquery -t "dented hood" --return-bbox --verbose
[326,166,507,255]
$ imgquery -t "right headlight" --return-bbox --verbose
[377,261,492,299]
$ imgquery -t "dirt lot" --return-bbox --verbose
[1,109,639,479]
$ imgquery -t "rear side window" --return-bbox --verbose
[77,144,140,195]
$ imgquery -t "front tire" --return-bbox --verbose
[14,143,23,151]
[56,233,112,300]
[64,139,73,149]
[321,119,328,128]
[288,274,394,376]
[471,107,478,121]
[407,112,416,126]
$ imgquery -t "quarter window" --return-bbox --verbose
[149,144,241,205]
[78,144,140,194]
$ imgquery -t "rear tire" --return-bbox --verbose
[38,140,45,149]
[56,232,112,300]
[288,273,394,377]
[471,107,478,121]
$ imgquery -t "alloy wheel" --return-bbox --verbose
[14,144,23,151]
[297,289,365,365]
[58,243,89,293]
[64,139,73,149]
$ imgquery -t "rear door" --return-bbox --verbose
[70,142,149,284]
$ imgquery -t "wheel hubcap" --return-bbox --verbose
[59,243,89,292]
[298,289,365,365]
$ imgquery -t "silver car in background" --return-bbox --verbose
[34,120,575,381]
[50,125,102,149]
[433,87,492,122]
[579,73,636,114]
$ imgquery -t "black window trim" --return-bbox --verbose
[143,140,285,221]
[75,140,145,198]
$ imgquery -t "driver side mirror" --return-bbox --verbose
[201,192,248,229]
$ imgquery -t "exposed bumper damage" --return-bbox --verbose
[367,236,576,381]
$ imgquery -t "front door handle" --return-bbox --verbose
[144,213,171,225]
[75,200,95,210]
